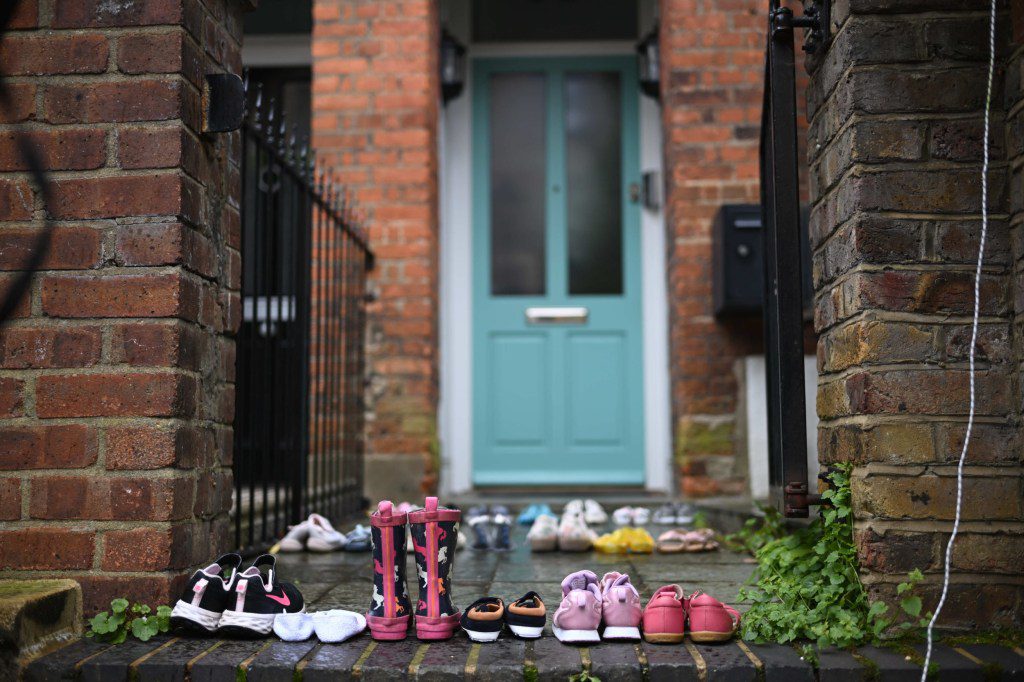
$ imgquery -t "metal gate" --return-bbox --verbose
[760,0,828,517]
[234,81,373,552]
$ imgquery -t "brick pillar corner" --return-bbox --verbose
[808,0,1023,628]
[0,0,244,614]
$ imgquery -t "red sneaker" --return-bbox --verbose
[641,584,686,644]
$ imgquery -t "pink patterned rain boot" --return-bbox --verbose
[409,497,461,640]
[366,501,412,640]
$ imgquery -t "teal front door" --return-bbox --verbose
[472,56,645,486]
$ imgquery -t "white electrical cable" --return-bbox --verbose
[920,0,996,678]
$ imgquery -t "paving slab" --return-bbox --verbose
[302,640,366,681]
[189,638,271,682]
[746,642,814,681]
[961,644,1024,680]
[817,646,868,682]
[416,638,469,681]
[855,645,921,682]
[131,636,222,682]
[640,640,700,682]
[693,641,758,681]
[911,643,985,681]
[23,637,111,682]
[529,634,582,681]
[587,642,644,681]
[245,639,319,682]
[77,634,174,682]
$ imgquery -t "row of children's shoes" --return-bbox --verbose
[552,570,740,644]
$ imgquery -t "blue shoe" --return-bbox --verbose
[492,506,512,551]
[517,504,540,526]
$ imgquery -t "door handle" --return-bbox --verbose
[629,182,641,203]
[525,307,589,324]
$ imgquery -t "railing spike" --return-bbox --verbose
[288,125,299,163]
[266,97,277,143]
[253,82,264,130]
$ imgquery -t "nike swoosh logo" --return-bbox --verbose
[266,592,291,607]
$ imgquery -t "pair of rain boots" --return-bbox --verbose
[367,496,461,641]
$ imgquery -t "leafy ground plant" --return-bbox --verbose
[737,464,928,648]
[86,598,172,644]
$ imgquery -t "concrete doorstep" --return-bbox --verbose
[0,579,82,680]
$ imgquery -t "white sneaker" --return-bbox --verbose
[633,507,651,525]
[558,512,596,552]
[306,513,346,552]
[527,514,559,552]
[562,499,584,520]
[583,499,608,525]
[278,521,311,552]
[612,506,634,526]
[312,609,366,643]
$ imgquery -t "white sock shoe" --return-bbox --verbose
[312,610,366,643]
[273,612,314,641]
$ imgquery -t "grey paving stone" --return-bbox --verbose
[529,635,583,681]
[640,641,700,682]
[189,638,270,682]
[360,637,421,681]
[24,638,112,682]
[78,634,174,682]
[471,637,527,680]
[302,640,366,681]
[587,642,643,681]
[416,638,469,681]
[694,641,758,682]
[855,645,921,682]
[911,644,986,681]
[817,646,868,682]
[131,637,222,682]
[961,644,1024,680]
[313,580,374,610]
[746,643,814,682]
[245,639,319,682]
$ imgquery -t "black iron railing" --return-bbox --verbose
[234,81,373,553]
[759,0,828,517]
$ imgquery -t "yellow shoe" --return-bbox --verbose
[622,527,654,554]
[593,529,626,554]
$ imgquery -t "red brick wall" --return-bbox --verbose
[0,0,245,614]
[659,0,785,496]
[311,0,440,497]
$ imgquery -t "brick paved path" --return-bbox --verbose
[25,526,1024,679]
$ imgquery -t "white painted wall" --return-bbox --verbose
[745,355,820,500]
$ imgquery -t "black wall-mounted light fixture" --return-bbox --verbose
[636,25,660,100]
[440,29,467,104]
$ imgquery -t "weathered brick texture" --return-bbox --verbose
[312,0,439,492]
[809,0,1024,627]
[0,0,246,614]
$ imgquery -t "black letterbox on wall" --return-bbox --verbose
[712,203,813,317]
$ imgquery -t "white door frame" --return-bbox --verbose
[438,3,671,494]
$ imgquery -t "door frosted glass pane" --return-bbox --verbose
[490,72,546,296]
[565,72,622,295]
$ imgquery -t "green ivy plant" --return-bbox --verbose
[723,503,785,553]
[737,464,930,648]
[86,598,172,644]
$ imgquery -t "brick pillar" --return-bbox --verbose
[0,0,244,614]
[809,1,1023,626]
[311,0,440,500]
[659,0,770,496]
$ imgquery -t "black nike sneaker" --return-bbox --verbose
[169,553,243,634]
[219,554,305,637]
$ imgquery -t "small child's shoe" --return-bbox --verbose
[460,597,505,642]
[506,591,546,639]
[552,571,602,644]
[598,573,641,641]
[686,592,740,643]
[642,585,685,644]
